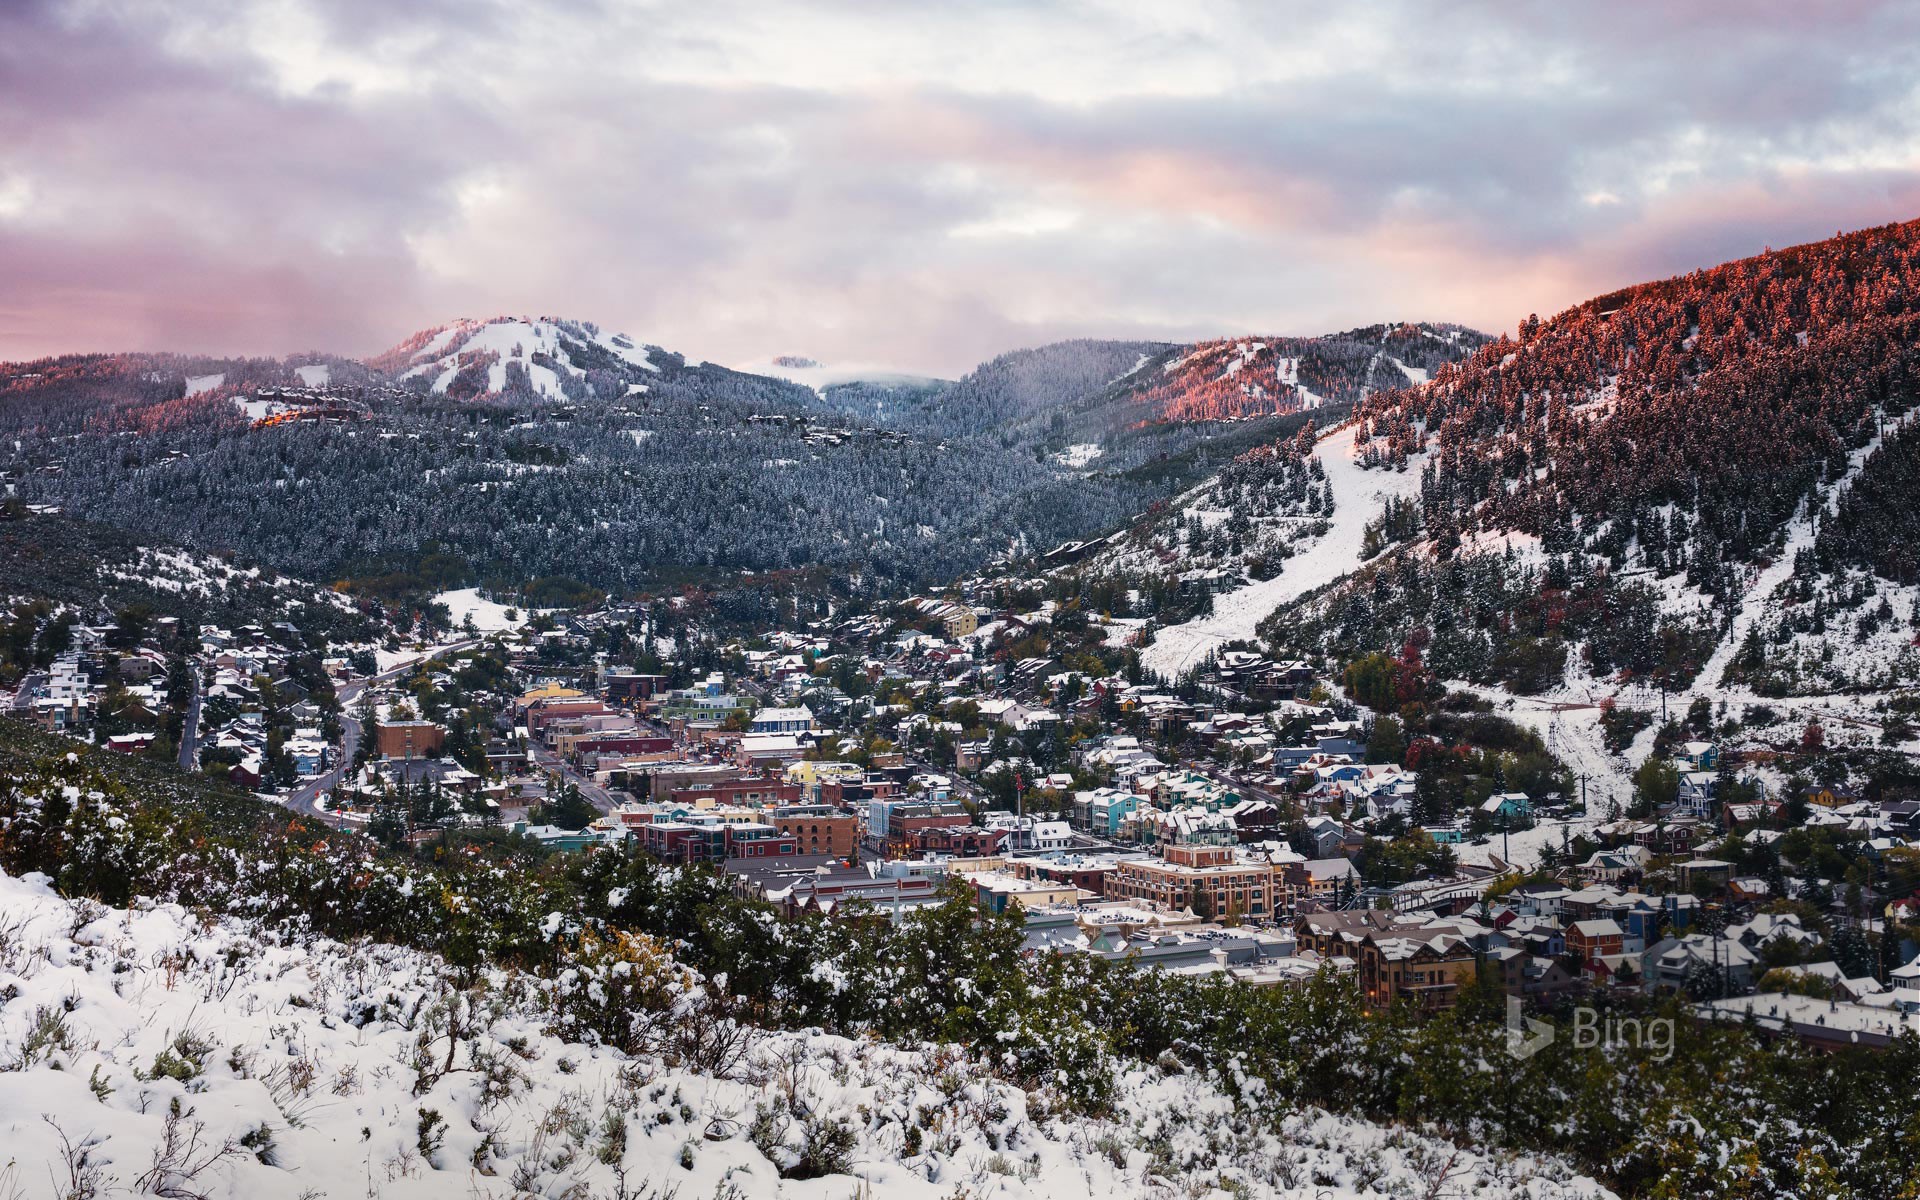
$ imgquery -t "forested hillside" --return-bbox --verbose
[1146,323,1481,423]
[905,323,1485,474]
[0,316,1482,601]
[1357,221,1920,581]
[1259,220,1920,707]
[0,320,1143,594]
[0,505,388,683]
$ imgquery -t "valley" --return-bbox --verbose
[6,224,1920,1200]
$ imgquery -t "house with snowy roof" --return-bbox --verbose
[1643,933,1758,994]
[1676,770,1720,819]
[1479,792,1533,823]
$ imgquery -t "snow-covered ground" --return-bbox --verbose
[434,587,532,633]
[233,395,290,421]
[1386,356,1429,386]
[1110,350,1153,382]
[1345,653,1635,871]
[1623,406,1920,767]
[0,869,1615,1200]
[1142,424,1425,679]
[294,363,331,387]
[395,317,658,401]
[1051,442,1104,469]
[183,372,225,397]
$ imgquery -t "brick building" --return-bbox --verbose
[373,719,445,761]
[638,818,798,864]
[885,801,971,855]
[668,776,803,809]
[768,804,860,858]
[1293,908,1480,1011]
[903,824,1008,858]
[603,673,670,702]
[1106,843,1279,919]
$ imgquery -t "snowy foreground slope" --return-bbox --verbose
[0,869,1612,1200]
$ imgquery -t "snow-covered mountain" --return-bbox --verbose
[367,316,666,402]
[1143,323,1483,424]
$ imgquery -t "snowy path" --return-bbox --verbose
[1696,498,1810,692]
[1445,664,1637,870]
[1142,423,1424,678]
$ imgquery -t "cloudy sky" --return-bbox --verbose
[4,0,1919,376]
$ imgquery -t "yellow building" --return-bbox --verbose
[516,683,584,712]
[784,759,866,800]
[967,870,1085,914]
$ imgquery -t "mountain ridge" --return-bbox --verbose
[0,313,1486,596]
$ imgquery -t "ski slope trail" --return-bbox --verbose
[1143,423,1424,679]
[1624,408,1914,766]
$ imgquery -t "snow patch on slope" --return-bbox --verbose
[433,587,533,632]
[1111,351,1153,383]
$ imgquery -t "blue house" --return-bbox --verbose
[1481,792,1533,823]
[750,705,813,734]
[1677,741,1720,771]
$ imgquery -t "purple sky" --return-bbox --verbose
[3,1,1918,377]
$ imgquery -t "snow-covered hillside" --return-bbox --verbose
[1142,423,1426,678]
[0,509,388,650]
[374,317,662,402]
[433,586,536,633]
[0,868,1613,1200]
[183,372,226,398]
[1141,324,1485,425]
[99,545,356,615]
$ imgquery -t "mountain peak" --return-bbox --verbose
[367,316,663,401]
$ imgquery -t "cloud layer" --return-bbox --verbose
[4,0,1918,375]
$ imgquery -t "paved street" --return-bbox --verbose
[176,674,202,770]
[529,743,619,813]
[283,641,478,821]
